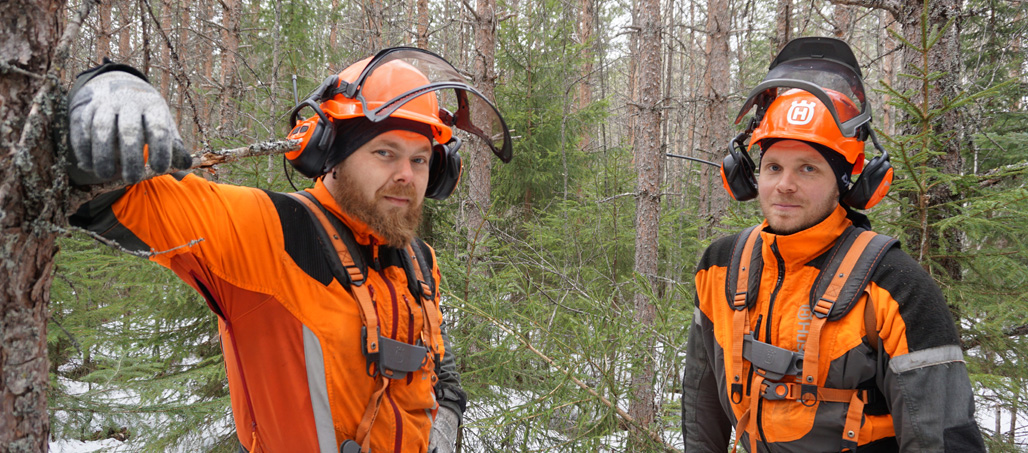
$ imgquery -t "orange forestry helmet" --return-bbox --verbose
[750,88,866,174]
[720,37,892,209]
[285,47,513,200]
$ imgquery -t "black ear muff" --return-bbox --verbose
[425,137,463,200]
[286,99,337,178]
[842,150,892,210]
[721,133,759,201]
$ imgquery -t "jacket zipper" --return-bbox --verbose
[384,276,399,340]
[756,239,786,450]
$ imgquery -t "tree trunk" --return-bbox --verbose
[98,0,112,61]
[118,1,133,61]
[774,0,792,55]
[218,0,241,135]
[697,0,731,239]
[465,0,497,257]
[577,0,595,152]
[0,0,68,450]
[627,0,662,445]
[416,0,429,49]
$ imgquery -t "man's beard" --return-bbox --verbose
[328,174,423,248]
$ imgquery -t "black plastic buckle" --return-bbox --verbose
[731,383,744,404]
[742,333,803,381]
[377,337,429,380]
[800,384,818,407]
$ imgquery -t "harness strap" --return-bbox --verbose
[355,377,390,452]
[406,243,442,364]
[730,227,762,405]
[288,193,381,357]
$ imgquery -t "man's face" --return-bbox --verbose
[326,129,433,247]
[758,140,841,235]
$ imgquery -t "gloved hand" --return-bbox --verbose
[427,406,460,453]
[68,70,191,184]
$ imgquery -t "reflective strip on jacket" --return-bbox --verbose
[71,174,466,453]
[681,205,985,452]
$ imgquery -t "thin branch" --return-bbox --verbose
[69,139,301,210]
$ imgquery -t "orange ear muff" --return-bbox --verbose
[285,99,337,178]
[721,133,758,201]
[425,137,463,200]
[842,151,892,209]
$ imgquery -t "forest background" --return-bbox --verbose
[0,0,1025,451]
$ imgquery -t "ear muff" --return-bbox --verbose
[425,137,463,200]
[285,76,342,178]
[285,98,337,178]
[842,150,892,209]
[721,133,759,201]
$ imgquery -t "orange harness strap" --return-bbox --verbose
[729,227,761,453]
[406,243,442,376]
[797,230,875,451]
[288,193,387,451]
[288,193,381,357]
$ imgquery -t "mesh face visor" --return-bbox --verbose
[341,47,513,163]
[734,38,872,138]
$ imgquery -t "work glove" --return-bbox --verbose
[68,68,191,185]
[427,406,460,453]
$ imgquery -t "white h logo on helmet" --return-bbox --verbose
[787,100,817,125]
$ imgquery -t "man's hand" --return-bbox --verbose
[68,71,191,184]
[427,406,459,453]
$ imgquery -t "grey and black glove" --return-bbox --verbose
[67,62,191,185]
[427,405,460,453]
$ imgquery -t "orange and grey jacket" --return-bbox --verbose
[681,205,985,452]
[71,173,466,453]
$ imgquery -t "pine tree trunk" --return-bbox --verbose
[218,0,241,134]
[627,0,662,445]
[697,0,731,239]
[0,0,67,450]
[416,0,429,49]
[774,0,792,55]
[466,0,497,257]
[98,0,112,60]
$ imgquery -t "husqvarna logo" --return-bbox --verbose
[787,100,817,125]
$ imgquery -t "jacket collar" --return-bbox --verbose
[306,178,385,246]
[758,204,853,269]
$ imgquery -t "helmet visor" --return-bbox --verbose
[347,47,513,163]
[734,38,871,138]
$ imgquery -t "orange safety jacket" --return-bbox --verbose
[681,205,985,452]
[70,173,467,453]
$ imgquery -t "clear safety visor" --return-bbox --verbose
[345,47,513,163]
[734,58,871,138]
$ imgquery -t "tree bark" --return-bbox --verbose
[0,0,71,450]
[774,0,793,55]
[465,0,497,257]
[416,0,429,49]
[627,0,662,445]
[218,0,241,134]
[697,0,731,239]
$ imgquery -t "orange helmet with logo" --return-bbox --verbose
[750,88,866,175]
